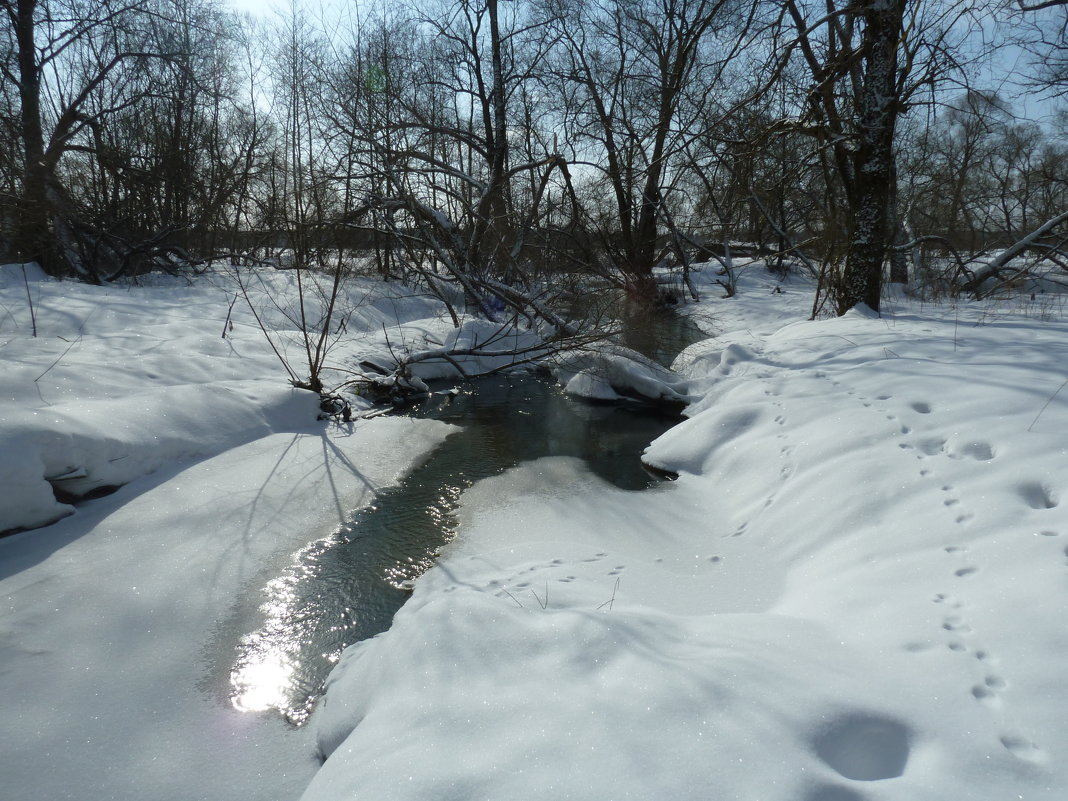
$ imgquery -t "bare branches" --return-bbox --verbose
[1017,0,1068,11]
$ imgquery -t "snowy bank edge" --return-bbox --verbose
[0,381,320,534]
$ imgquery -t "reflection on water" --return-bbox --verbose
[227,308,705,724]
[230,539,336,715]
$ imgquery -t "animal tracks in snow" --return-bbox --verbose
[956,442,996,461]
[481,545,736,613]
[812,713,912,781]
[999,735,1046,764]
[1017,481,1059,510]
[767,373,1056,771]
[917,438,945,456]
[908,436,997,462]
[941,614,971,634]
[834,384,999,469]
[488,551,624,603]
[971,675,1008,707]
[930,580,1039,761]
[934,598,1007,703]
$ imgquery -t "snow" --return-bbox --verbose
[3,260,1068,800]
[0,263,455,800]
[555,343,691,405]
[0,263,450,533]
[365,318,548,381]
[307,268,1068,801]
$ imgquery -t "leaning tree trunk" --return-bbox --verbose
[836,0,905,315]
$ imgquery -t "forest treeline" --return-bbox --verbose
[3,0,1068,315]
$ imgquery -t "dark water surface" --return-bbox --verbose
[225,309,704,725]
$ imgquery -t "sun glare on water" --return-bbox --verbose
[231,649,294,713]
[228,542,331,721]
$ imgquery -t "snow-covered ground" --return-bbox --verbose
[305,270,1068,801]
[3,261,1068,800]
[0,264,455,800]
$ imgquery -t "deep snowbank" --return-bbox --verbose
[2,380,319,530]
[555,342,691,405]
[5,260,1067,800]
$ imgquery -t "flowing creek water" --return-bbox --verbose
[222,307,706,726]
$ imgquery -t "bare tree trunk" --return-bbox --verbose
[471,0,512,277]
[836,0,905,314]
[11,0,64,274]
[888,164,909,284]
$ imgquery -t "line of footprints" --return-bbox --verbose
[819,372,1057,766]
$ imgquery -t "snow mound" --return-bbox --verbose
[1,381,318,532]
[555,344,690,405]
[0,264,456,533]
[0,261,51,288]
[354,318,547,383]
[307,587,925,801]
[0,264,458,801]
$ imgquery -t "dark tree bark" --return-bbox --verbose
[2,0,245,279]
[837,0,906,313]
[777,0,935,315]
[470,0,512,276]
[8,0,62,273]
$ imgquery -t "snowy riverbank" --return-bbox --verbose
[306,270,1068,801]
[0,264,455,800]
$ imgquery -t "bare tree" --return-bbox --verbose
[547,0,746,302]
[1013,0,1068,95]
[325,0,579,320]
[2,0,171,277]
[758,0,979,314]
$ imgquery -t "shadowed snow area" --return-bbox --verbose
[813,713,912,781]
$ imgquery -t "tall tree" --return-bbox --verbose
[327,0,574,318]
[1,0,167,277]
[549,0,744,301]
[768,0,977,314]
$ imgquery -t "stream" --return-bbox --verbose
[224,306,705,726]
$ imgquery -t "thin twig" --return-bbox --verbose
[597,577,620,611]
[530,582,548,610]
[22,264,38,338]
[233,268,301,386]
[35,335,81,384]
[1028,377,1068,432]
[221,294,237,339]
[34,307,96,405]
[501,589,524,608]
